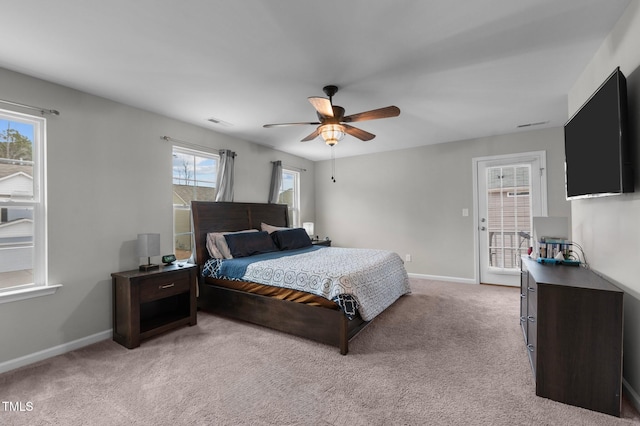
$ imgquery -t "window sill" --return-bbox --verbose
[0,284,62,305]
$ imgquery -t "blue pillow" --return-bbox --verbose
[271,228,312,251]
[224,231,278,258]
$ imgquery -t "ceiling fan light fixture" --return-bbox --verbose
[320,124,345,146]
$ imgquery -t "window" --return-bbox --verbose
[486,164,532,269]
[279,168,300,227]
[172,146,218,260]
[0,109,49,298]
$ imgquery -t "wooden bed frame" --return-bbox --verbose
[191,201,369,354]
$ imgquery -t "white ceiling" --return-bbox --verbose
[0,0,630,161]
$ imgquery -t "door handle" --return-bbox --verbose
[480,226,486,231]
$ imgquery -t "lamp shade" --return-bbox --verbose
[302,222,314,237]
[137,233,160,258]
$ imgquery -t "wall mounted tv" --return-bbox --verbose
[564,67,633,199]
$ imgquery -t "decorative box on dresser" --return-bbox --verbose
[111,264,197,349]
[520,256,623,417]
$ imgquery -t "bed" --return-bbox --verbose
[192,201,410,354]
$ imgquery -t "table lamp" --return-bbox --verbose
[302,222,315,240]
[137,233,160,271]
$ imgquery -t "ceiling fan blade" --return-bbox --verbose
[308,97,334,118]
[263,122,320,128]
[343,124,375,141]
[301,127,321,142]
[342,106,400,123]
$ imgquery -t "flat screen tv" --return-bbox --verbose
[564,67,633,199]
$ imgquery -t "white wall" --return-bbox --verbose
[568,1,640,405]
[315,127,570,281]
[0,67,315,365]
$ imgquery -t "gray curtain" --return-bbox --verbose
[268,160,282,203]
[215,149,236,202]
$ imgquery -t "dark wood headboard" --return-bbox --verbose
[191,201,290,267]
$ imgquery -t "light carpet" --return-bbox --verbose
[1,279,639,425]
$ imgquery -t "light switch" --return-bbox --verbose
[462,208,469,217]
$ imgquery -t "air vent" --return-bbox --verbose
[206,117,232,127]
[517,121,549,128]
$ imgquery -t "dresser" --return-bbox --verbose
[112,264,197,348]
[520,256,623,417]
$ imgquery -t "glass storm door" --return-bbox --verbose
[477,153,545,286]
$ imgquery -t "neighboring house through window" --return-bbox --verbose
[172,146,218,261]
[279,168,300,227]
[0,109,48,299]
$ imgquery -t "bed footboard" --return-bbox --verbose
[199,282,368,354]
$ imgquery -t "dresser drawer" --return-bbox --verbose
[527,278,538,312]
[139,271,191,303]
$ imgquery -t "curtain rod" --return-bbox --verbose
[161,135,237,155]
[271,160,307,172]
[0,99,60,116]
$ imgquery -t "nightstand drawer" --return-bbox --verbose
[139,272,191,303]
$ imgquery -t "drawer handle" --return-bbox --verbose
[160,283,175,289]
[527,344,535,352]
[527,315,535,323]
[527,286,536,293]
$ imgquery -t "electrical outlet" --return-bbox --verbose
[405,254,412,262]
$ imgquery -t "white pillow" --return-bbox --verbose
[261,222,289,234]
[206,233,224,259]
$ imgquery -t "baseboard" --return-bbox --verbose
[0,329,112,375]
[408,273,476,285]
[623,377,640,413]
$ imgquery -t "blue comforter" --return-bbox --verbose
[218,246,321,278]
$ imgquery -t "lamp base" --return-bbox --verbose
[139,263,159,272]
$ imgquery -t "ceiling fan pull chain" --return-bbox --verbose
[331,146,336,183]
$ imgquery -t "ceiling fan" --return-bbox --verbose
[263,85,400,146]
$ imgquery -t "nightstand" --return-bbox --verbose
[111,264,197,349]
[312,239,331,247]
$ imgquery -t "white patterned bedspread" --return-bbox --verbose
[240,247,410,321]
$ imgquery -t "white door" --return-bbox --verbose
[475,152,547,286]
